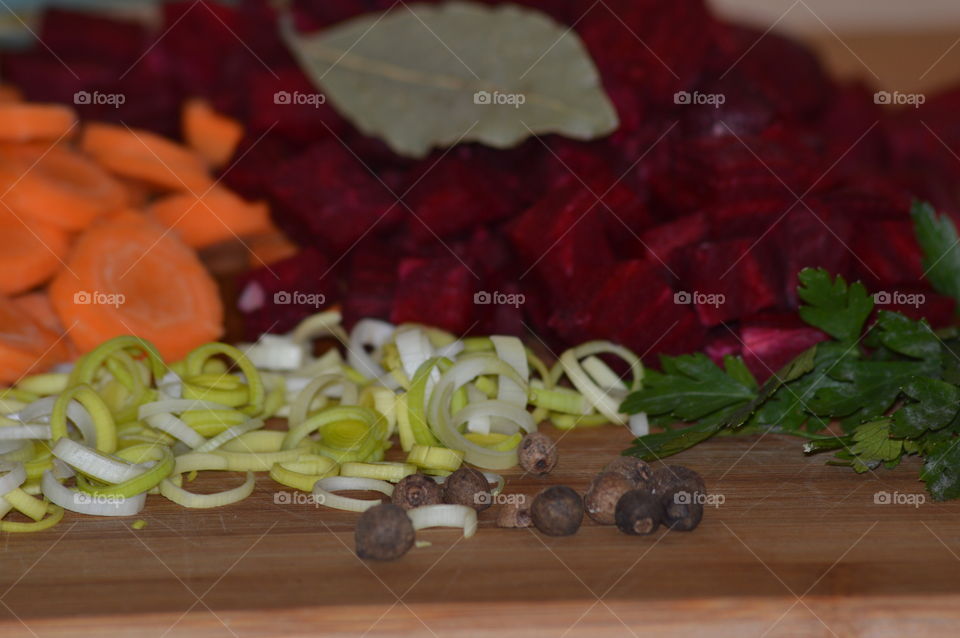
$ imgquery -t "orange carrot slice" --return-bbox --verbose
[0,144,127,231]
[49,215,223,362]
[248,230,298,268]
[183,98,243,169]
[0,85,23,103]
[14,292,78,360]
[80,122,213,193]
[0,103,77,142]
[0,293,69,384]
[0,208,70,295]
[149,185,272,248]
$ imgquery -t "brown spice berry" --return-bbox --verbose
[443,466,491,511]
[652,466,706,532]
[496,496,532,528]
[392,473,443,511]
[355,503,415,561]
[603,457,653,487]
[584,472,635,525]
[518,431,558,475]
[531,486,583,536]
[615,489,663,536]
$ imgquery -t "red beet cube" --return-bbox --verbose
[672,239,781,326]
[739,313,828,380]
[640,212,709,265]
[267,141,400,253]
[390,257,475,334]
[851,220,924,289]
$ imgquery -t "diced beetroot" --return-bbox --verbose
[773,202,855,306]
[219,133,295,201]
[549,259,706,362]
[341,239,400,327]
[671,239,781,326]
[40,9,146,65]
[579,0,714,107]
[267,140,401,253]
[639,212,709,265]
[403,145,525,241]
[818,83,890,178]
[739,313,828,380]
[851,220,924,289]
[652,132,821,213]
[507,182,616,301]
[390,257,475,334]
[704,328,742,367]
[454,227,519,289]
[244,68,350,145]
[712,24,833,122]
[677,70,775,139]
[237,248,335,339]
[704,198,794,241]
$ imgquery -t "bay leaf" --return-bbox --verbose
[280,1,619,158]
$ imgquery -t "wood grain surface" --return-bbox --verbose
[0,423,957,637]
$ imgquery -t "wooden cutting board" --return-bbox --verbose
[0,422,957,637]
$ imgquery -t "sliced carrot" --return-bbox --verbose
[118,177,157,209]
[0,293,69,384]
[13,292,78,360]
[0,143,127,231]
[0,103,77,142]
[0,85,23,103]
[49,214,223,362]
[80,122,213,193]
[0,207,70,295]
[247,230,298,268]
[149,185,272,248]
[183,98,243,169]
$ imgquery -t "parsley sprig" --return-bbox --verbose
[622,201,960,500]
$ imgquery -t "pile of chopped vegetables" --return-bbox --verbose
[0,310,642,532]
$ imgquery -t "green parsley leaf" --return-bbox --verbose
[922,439,960,501]
[797,268,873,342]
[891,377,960,438]
[911,200,960,306]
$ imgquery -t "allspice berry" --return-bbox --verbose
[496,496,532,528]
[603,457,653,488]
[652,466,706,532]
[531,486,583,536]
[443,466,491,511]
[584,472,635,525]
[392,474,443,511]
[615,489,663,536]
[518,431,558,475]
[355,503,415,561]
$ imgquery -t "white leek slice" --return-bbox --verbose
[0,425,51,440]
[290,309,348,345]
[145,413,206,448]
[491,336,529,407]
[407,504,477,538]
[395,329,435,381]
[628,412,649,437]
[51,439,148,484]
[427,355,528,469]
[138,399,231,420]
[0,462,27,496]
[452,400,534,435]
[159,471,255,509]
[243,334,306,371]
[42,471,146,517]
[193,418,264,453]
[312,476,393,512]
[348,318,396,382]
[559,342,643,425]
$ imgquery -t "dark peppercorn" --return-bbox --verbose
[392,473,443,510]
[584,472,635,525]
[603,457,653,487]
[531,486,583,536]
[355,503,415,561]
[652,466,706,532]
[443,466,491,511]
[614,489,663,536]
[518,431,558,475]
